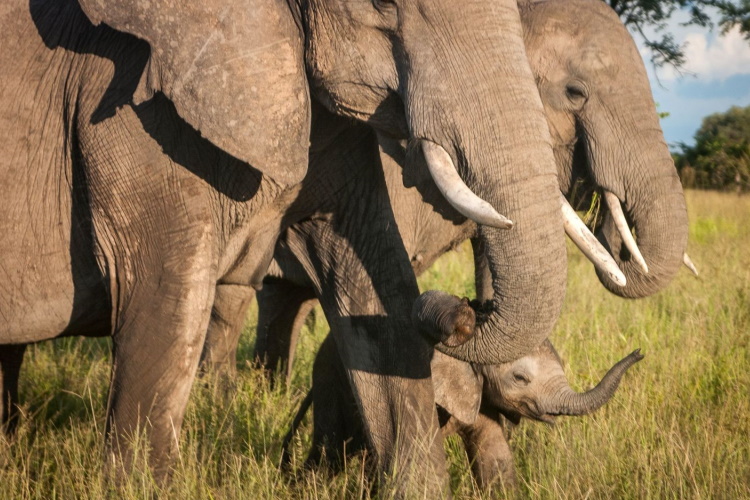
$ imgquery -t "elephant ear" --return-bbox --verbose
[78,0,310,186]
[432,351,483,426]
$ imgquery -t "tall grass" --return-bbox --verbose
[1,190,748,498]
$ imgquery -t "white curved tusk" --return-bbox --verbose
[603,191,649,274]
[560,193,627,287]
[422,141,513,229]
[683,252,699,277]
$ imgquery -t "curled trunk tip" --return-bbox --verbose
[412,291,476,348]
[548,348,644,416]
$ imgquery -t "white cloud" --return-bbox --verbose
[652,26,750,83]
[681,27,750,81]
[636,15,750,146]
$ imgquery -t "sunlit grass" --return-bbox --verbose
[2,190,749,498]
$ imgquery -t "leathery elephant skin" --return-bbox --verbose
[520,0,688,297]
[223,0,684,488]
[241,0,691,383]
[281,335,644,491]
[0,0,566,491]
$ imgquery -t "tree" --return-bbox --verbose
[606,0,750,69]
[674,105,750,191]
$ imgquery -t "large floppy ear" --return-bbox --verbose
[432,351,483,426]
[78,0,310,186]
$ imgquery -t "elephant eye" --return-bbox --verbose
[372,0,398,27]
[513,372,530,385]
[565,82,589,106]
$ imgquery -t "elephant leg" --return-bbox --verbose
[201,284,256,378]
[102,229,215,480]
[0,344,26,435]
[335,330,442,496]
[268,119,450,495]
[283,218,447,495]
[306,334,367,471]
[254,278,317,385]
[82,116,218,481]
[105,264,214,481]
[457,410,517,491]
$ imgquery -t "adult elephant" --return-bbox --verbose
[203,0,691,382]
[0,0,567,492]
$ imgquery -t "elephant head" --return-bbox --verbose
[413,0,692,362]
[432,340,644,426]
[77,0,569,364]
[521,0,689,298]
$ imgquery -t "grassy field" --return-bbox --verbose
[1,189,748,499]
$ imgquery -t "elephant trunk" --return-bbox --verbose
[542,349,644,416]
[584,70,688,298]
[405,0,567,364]
[596,165,688,298]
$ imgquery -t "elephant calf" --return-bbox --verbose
[283,335,644,490]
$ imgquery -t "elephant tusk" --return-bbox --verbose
[603,191,649,274]
[560,194,627,287]
[683,252,699,277]
[422,141,513,229]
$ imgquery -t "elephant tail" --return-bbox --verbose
[280,388,314,469]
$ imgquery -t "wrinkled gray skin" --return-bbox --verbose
[203,136,478,381]
[281,334,643,491]
[203,0,690,383]
[0,0,567,491]
[523,0,688,299]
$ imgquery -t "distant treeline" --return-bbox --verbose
[673,105,750,192]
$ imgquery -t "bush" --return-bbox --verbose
[674,105,750,192]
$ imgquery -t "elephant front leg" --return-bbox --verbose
[0,344,26,435]
[283,220,449,496]
[87,157,217,481]
[100,216,215,479]
[457,410,517,491]
[200,284,257,378]
[343,342,445,497]
[105,268,215,481]
[306,334,367,470]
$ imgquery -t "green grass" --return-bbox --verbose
[2,189,749,498]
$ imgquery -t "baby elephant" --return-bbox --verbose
[283,336,643,490]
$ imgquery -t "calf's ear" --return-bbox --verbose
[432,351,482,426]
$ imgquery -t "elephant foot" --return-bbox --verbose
[0,344,26,436]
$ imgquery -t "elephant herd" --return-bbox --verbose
[0,0,691,495]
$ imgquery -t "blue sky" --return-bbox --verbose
[638,14,750,149]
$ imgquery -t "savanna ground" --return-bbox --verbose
[1,190,748,499]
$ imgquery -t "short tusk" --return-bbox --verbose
[422,141,513,229]
[560,193,627,287]
[603,191,649,274]
[683,253,699,277]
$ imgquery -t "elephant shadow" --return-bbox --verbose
[30,0,263,204]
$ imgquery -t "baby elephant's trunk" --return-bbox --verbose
[543,349,644,416]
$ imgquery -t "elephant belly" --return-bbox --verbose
[0,109,108,343]
[0,198,109,343]
[0,21,111,343]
